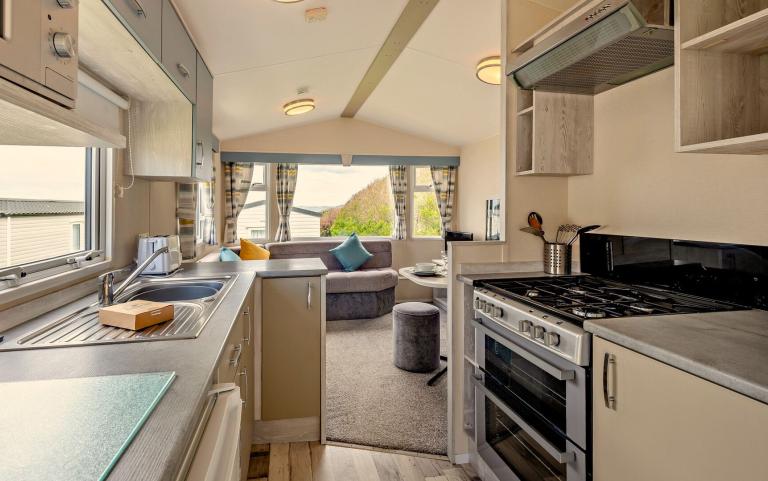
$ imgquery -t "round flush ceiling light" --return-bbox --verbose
[283,98,315,116]
[476,56,502,85]
[273,0,303,3]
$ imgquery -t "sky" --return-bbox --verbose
[292,165,389,207]
[0,146,86,201]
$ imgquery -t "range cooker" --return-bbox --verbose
[469,234,765,481]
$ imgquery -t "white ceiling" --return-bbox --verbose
[174,0,501,146]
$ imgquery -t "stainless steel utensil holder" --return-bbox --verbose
[544,243,572,275]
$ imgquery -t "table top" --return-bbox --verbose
[399,266,448,289]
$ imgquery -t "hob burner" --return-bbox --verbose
[572,306,607,319]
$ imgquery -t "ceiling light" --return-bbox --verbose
[283,98,315,116]
[476,56,501,85]
[273,0,303,3]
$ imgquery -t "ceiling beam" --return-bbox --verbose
[340,0,439,118]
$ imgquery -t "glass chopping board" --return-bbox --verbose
[0,371,176,481]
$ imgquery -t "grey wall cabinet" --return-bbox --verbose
[106,0,162,60]
[194,54,214,181]
[161,0,197,103]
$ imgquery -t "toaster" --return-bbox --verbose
[137,235,182,275]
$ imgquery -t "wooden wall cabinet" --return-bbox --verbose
[161,0,197,103]
[105,0,162,60]
[593,337,768,481]
[260,276,324,422]
[513,88,594,176]
[675,0,768,154]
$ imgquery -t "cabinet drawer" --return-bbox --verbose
[217,314,244,383]
[161,0,196,102]
[106,0,162,59]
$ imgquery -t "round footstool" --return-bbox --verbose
[393,302,440,372]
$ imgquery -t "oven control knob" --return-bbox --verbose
[494,307,503,318]
[545,332,561,347]
[473,298,481,309]
[52,32,76,58]
[518,320,531,333]
[533,326,546,340]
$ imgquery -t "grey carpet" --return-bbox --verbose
[325,310,448,455]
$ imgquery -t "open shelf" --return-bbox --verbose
[681,8,768,53]
[517,88,533,111]
[677,132,768,155]
[515,109,533,174]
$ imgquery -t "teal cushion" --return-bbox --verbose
[219,247,241,262]
[329,233,373,272]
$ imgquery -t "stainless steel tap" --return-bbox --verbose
[98,246,169,306]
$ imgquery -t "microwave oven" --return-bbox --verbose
[0,0,78,107]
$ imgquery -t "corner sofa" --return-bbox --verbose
[265,240,398,321]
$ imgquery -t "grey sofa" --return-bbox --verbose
[266,240,398,321]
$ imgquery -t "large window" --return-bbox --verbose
[0,146,104,287]
[413,166,441,238]
[293,165,393,238]
[237,164,268,241]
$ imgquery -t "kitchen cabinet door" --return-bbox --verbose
[161,0,196,102]
[593,337,768,481]
[261,276,322,421]
[194,53,213,181]
[106,0,162,60]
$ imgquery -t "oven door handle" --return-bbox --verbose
[473,319,576,381]
[472,375,576,464]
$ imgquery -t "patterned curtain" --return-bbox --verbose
[223,162,254,245]
[176,183,197,259]
[430,165,457,236]
[198,166,216,246]
[388,165,408,240]
[275,163,298,242]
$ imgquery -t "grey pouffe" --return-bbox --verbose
[393,302,440,372]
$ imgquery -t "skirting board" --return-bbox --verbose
[473,451,501,481]
[251,416,320,444]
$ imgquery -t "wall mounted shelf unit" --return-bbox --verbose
[675,0,768,155]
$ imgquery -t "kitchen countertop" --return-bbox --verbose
[585,310,768,405]
[0,258,327,481]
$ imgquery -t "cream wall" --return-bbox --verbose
[568,68,768,246]
[457,135,502,240]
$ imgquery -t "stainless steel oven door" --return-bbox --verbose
[474,382,587,481]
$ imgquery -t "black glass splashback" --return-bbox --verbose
[580,234,768,310]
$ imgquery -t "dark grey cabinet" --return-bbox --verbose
[161,0,196,103]
[194,53,213,181]
[107,0,162,60]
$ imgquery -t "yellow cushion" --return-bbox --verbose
[240,239,271,260]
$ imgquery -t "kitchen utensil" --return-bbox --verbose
[520,227,547,242]
[555,224,578,244]
[544,242,572,275]
[527,212,543,231]
[568,224,601,245]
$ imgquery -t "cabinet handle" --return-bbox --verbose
[229,344,242,367]
[603,353,616,410]
[243,307,251,344]
[132,0,147,17]
[177,63,191,78]
[239,368,248,406]
[307,282,312,310]
[195,141,204,166]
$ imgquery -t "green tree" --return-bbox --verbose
[328,176,393,236]
[414,191,441,237]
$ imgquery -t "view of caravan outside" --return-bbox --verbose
[0,146,88,268]
[237,164,442,240]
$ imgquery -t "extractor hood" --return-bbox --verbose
[508,0,674,94]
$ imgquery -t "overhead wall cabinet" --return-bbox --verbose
[93,0,214,181]
[675,0,768,154]
[513,88,593,176]
[592,337,768,481]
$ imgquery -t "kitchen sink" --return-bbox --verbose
[0,275,237,351]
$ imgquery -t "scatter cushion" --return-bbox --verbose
[239,239,271,260]
[329,233,373,272]
[219,247,241,262]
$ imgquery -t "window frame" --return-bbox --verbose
[411,166,442,240]
[0,147,110,298]
[236,163,269,244]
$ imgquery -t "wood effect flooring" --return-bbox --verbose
[247,442,480,481]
